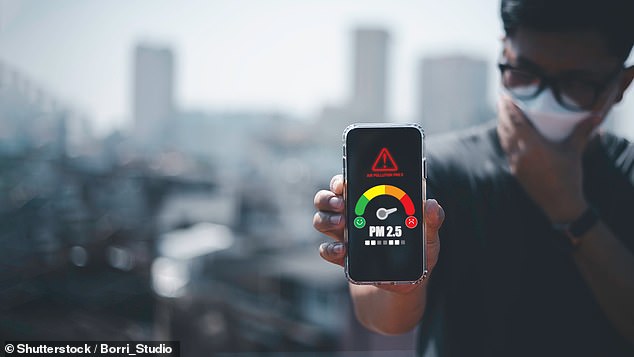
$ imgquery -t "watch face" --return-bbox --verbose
[344,124,426,283]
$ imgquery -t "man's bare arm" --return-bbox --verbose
[572,221,634,345]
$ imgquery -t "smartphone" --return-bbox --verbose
[343,123,427,284]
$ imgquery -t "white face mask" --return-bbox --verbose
[500,86,593,142]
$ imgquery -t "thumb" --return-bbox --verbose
[424,199,444,271]
[567,116,597,152]
[425,199,445,234]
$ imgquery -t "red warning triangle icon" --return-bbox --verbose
[371,147,399,172]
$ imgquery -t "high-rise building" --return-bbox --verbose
[133,44,174,149]
[417,55,492,134]
[349,28,389,123]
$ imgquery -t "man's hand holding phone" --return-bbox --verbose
[313,174,445,294]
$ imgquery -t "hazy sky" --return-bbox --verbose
[1,0,633,137]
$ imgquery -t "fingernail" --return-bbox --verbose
[329,196,343,209]
[330,176,341,191]
[425,199,437,211]
[333,243,344,254]
[426,199,439,219]
[329,214,342,225]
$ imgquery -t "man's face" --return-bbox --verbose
[502,27,633,116]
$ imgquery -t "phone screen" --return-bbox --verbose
[343,124,426,284]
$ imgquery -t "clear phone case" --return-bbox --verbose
[342,123,427,285]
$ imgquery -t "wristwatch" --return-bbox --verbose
[553,206,600,250]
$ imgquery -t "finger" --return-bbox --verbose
[504,97,542,146]
[498,94,523,128]
[424,199,444,271]
[319,241,345,267]
[497,100,516,151]
[312,211,344,241]
[330,174,344,195]
[497,95,512,128]
[497,96,524,154]
[503,95,528,127]
[314,189,344,213]
[424,199,445,238]
[566,116,596,152]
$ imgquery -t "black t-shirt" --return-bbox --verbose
[417,121,634,356]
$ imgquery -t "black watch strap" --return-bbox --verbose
[567,207,599,238]
[553,207,599,250]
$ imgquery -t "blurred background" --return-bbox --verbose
[1,0,633,356]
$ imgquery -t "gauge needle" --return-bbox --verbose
[376,207,398,220]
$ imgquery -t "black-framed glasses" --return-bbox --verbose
[498,62,623,111]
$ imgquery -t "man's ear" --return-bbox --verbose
[615,66,634,103]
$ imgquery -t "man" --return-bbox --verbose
[313,0,634,355]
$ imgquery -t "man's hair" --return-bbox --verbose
[501,0,634,62]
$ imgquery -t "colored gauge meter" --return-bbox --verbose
[354,184,418,229]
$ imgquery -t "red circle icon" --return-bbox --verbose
[405,216,418,229]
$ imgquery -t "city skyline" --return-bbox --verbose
[0,0,504,135]
[1,0,633,139]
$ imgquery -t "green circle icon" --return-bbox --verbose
[353,216,366,229]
